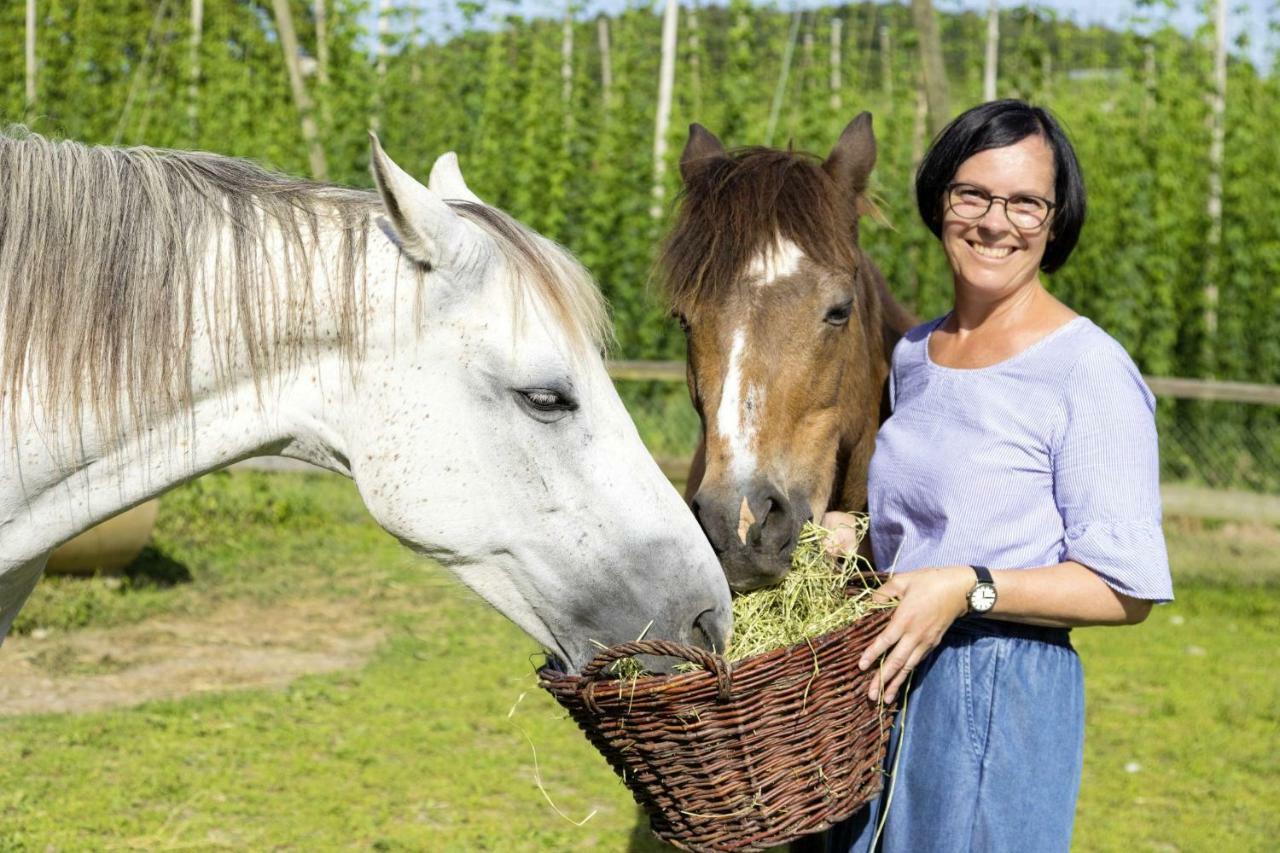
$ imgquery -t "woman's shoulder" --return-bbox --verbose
[892,314,947,359]
[1057,318,1155,410]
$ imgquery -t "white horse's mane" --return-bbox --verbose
[0,128,608,438]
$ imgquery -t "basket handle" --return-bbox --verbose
[579,640,733,703]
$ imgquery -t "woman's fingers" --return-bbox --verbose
[870,576,905,606]
[882,643,931,704]
[858,616,904,670]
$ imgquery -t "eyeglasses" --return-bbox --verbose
[946,182,1056,230]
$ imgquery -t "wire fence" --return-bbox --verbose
[613,363,1280,508]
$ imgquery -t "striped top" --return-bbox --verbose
[868,314,1174,602]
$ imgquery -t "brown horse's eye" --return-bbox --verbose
[824,300,853,326]
[674,312,692,334]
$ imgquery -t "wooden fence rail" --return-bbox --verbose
[607,361,1280,406]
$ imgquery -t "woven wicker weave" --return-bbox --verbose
[538,606,896,852]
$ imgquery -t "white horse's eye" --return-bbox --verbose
[516,388,578,420]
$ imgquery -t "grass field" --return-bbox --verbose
[1,471,1277,851]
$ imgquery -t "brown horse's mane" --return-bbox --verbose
[658,147,866,320]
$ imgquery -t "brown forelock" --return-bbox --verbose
[659,147,861,321]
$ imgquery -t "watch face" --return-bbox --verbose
[971,584,997,613]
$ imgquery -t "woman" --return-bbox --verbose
[822,100,1173,852]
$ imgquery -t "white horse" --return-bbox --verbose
[0,129,731,672]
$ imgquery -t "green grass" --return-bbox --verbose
[1,471,1277,850]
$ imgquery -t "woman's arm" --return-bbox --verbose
[826,542,1154,705]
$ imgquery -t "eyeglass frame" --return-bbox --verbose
[944,182,1058,230]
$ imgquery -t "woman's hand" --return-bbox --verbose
[821,511,864,556]
[860,566,973,703]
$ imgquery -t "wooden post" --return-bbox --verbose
[1204,0,1227,343]
[189,0,203,139]
[409,1,422,87]
[879,24,892,98]
[372,0,390,134]
[597,14,612,110]
[270,0,328,180]
[25,0,36,120]
[651,0,679,219]
[765,10,802,146]
[314,0,330,88]
[561,4,573,107]
[911,0,951,137]
[830,17,842,114]
[687,4,703,119]
[984,0,998,101]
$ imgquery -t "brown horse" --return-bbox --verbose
[659,113,915,592]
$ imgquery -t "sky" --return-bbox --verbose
[408,1,1276,73]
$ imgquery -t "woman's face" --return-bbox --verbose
[941,134,1056,300]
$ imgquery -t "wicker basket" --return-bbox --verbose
[538,606,896,852]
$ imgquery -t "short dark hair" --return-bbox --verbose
[915,100,1086,274]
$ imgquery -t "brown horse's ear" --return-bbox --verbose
[680,123,727,183]
[823,112,877,195]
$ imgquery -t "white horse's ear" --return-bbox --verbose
[368,132,462,268]
[428,152,484,205]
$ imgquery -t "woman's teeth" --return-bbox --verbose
[971,242,1013,259]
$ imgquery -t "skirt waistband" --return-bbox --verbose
[949,616,1072,647]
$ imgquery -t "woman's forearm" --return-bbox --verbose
[988,561,1153,627]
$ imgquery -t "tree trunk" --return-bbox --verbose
[1204,0,1227,344]
[25,0,36,119]
[983,0,998,101]
[270,0,328,180]
[188,0,203,139]
[830,17,842,113]
[596,15,612,110]
[650,0,679,219]
[911,0,951,137]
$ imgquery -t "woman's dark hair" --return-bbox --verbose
[915,99,1085,274]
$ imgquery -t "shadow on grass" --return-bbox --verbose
[124,547,192,587]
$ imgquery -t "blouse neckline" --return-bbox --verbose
[923,313,1087,374]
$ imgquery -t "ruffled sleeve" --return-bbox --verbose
[1053,344,1174,601]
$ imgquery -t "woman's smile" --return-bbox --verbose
[967,240,1016,260]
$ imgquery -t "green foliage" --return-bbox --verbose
[3,1,1277,484]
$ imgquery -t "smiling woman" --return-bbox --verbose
[820,100,1173,853]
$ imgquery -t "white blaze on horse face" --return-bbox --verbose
[716,328,765,544]
[745,238,804,286]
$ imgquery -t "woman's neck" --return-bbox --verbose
[950,278,1048,333]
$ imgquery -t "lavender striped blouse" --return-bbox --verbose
[868,314,1174,602]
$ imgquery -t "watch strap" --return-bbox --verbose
[971,565,993,585]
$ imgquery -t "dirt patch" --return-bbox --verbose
[0,598,386,716]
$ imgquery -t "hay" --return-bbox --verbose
[594,515,892,677]
[724,516,887,661]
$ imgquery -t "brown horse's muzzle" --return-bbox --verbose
[690,481,809,592]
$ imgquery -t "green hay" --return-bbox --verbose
[596,516,893,678]
[724,516,887,662]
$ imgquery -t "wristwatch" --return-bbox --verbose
[967,565,997,614]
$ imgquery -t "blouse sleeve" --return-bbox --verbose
[1053,344,1174,601]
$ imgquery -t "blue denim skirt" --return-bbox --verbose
[824,617,1085,853]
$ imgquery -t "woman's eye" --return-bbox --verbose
[824,300,854,325]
